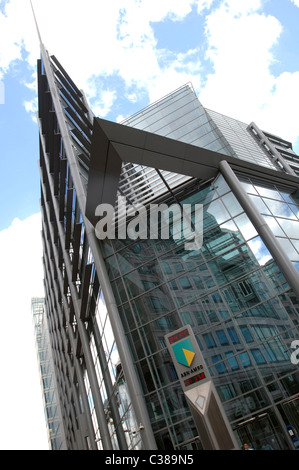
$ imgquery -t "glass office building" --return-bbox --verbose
[37,41,299,450]
[32,298,67,449]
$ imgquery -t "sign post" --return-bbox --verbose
[165,325,239,450]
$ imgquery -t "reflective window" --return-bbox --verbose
[240,177,299,271]
[103,172,299,449]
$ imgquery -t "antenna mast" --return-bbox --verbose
[30,0,43,45]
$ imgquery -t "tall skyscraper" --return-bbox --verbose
[32,298,67,450]
[37,39,299,451]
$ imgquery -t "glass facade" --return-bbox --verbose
[38,47,299,450]
[32,298,66,450]
[239,177,299,270]
[123,84,233,157]
[103,173,299,450]
[207,109,279,171]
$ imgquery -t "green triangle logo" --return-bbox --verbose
[172,338,196,367]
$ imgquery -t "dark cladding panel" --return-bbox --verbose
[85,117,224,228]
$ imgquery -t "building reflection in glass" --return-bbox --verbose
[103,172,299,450]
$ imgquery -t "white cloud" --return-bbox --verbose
[1,0,296,150]
[195,0,215,14]
[290,0,299,7]
[90,88,117,118]
[145,60,200,104]
[0,0,201,116]
[198,0,299,148]
[31,0,197,94]
[216,0,263,16]
[0,213,48,450]
[253,71,299,144]
[200,2,282,117]
[1,0,299,147]
[23,96,38,121]
[0,0,39,74]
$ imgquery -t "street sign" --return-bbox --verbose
[165,325,210,392]
[165,325,239,450]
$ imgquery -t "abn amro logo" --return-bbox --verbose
[172,338,195,367]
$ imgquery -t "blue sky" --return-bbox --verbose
[1,0,299,230]
[0,0,299,450]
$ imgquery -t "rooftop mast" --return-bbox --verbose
[30,0,43,45]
